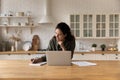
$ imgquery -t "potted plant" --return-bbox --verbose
[92,43,97,51]
[100,44,106,51]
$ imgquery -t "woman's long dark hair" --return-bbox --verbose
[55,22,75,41]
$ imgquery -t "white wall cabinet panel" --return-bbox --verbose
[83,14,93,37]
[96,14,106,37]
[109,14,119,37]
[70,15,80,37]
[70,13,120,39]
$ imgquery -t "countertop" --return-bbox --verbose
[0,50,119,54]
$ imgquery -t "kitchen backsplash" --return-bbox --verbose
[75,39,117,52]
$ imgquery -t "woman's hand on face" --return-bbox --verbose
[58,40,63,46]
[57,40,66,51]
[58,40,65,48]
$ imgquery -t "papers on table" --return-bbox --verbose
[29,61,96,67]
[29,62,46,66]
[72,61,96,66]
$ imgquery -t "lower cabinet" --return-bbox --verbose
[72,54,96,60]
[0,54,45,60]
[118,54,120,60]
[0,53,119,60]
[73,53,118,60]
[95,54,117,60]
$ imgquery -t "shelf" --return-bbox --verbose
[0,25,35,27]
[0,25,36,34]
[0,15,35,34]
[0,16,31,18]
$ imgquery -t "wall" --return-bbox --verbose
[0,0,120,50]
[0,0,56,49]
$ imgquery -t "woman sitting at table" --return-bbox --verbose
[31,22,75,63]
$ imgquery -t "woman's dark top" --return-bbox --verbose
[41,36,76,61]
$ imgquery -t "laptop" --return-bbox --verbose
[46,51,72,66]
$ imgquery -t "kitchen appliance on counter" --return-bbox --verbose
[107,43,117,51]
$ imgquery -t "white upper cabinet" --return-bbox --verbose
[109,14,119,37]
[96,14,106,37]
[70,15,80,37]
[70,13,120,39]
[83,14,93,37]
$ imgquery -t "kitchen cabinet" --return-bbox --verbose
[73,51,119,60]
[0,51,119,60]
[109,14,119,37]
[96,14,106,37]
[0,51,45,60]
[0,53,118,60]
[72,54,116,60]
[94,54,117,60]
[70,13,120,38]
[0,16,35,33]
[83,14,93,37]
[72,54,96,60]
[116,54,120,60]
[0,54,45,60]
[70,14,80,37]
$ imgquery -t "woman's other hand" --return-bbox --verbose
[31,57,42,63]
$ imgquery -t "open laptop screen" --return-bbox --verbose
[46,51,71,66]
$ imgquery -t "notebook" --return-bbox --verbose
[46,51,72,66]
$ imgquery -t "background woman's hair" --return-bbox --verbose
[55,22,75,41]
